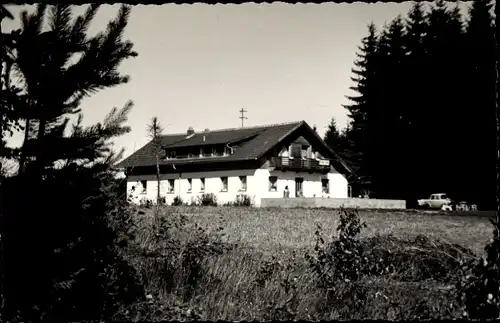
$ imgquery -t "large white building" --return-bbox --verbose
[116,121,353,206]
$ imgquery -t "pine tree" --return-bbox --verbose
[402,2,429,199]
[421,1,467,199]
[12,4,137,175]
[323,118,341,151]
[368,16,407,199]
[462,0,497,209]
[1,5,143,321]
[0,6,22,170]
[147,117,164,206]
[342,22,380,191]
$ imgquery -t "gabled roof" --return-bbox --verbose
[115,120,354,178]
[116,121,303,168]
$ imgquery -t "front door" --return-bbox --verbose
[295,177,304,197]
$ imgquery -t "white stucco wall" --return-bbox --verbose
[127,169,258,206]
[127,168,348,207]
[327,172,349,198]
[253,169,348,205]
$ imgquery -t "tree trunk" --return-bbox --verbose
[156,153,160,205]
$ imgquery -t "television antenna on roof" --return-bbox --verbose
[239,108,248,128]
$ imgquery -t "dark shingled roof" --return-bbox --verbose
[116,121,303,168]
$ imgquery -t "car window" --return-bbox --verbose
[441,195,448,200]
[431,195,436,200]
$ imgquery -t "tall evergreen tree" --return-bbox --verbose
[401,2,429,200]
[343,22,380,190]
[12,4,137,175]
[2,5,143,321]
[323,117,342,153]
[342,1,496,209]
[368,16,407,199]
[420,1,467,199]
[462,0,497,209]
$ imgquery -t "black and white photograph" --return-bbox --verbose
[0,0,497,321]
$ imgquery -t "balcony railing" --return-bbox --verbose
[270,156,330,173]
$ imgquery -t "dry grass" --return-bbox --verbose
[121,206,494,321]
[155,206,493,256]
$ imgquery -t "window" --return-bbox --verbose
[322,178,329,194]
[239,176,247,191]
[187,178,192,192]
[201,147,211,157]
[140,180,147,194]
[167,179,175,194]
[221,177,228,192]
[170,151,176,159]
[200,178,205,192]
[212,146,225,157]
[269,176,278,192]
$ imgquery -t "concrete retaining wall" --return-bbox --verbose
[260,197,406,209]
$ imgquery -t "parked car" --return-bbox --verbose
[417,193,452,210]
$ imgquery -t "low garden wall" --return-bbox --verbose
[260,197,406,209]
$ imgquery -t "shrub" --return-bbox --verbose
[233,194,252,207]
[139,197,154,208]
[304,207,476,320]
[172,195,184,206]
[457,218,500,319]
[157,196,166,205]
[1,168,144,322]
[197,193,218,206]
[305,208,367,288]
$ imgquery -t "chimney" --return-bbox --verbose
[187,126,195,136]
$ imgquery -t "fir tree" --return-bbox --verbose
[1,5,143,321]
[342,22,380,191]
[12,4,137,175]
[323,117,342,153]
[146,116,164,206]
[368,16,407,198]
[401,2,429,199]
[458,0,497,209]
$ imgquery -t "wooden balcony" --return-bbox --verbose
[270,156,330,173]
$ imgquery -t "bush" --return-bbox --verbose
[305,208,367,288]
[157,196,166,205]
[457,218,500,319]
[172,195,184,206]
[139,197,154,208]
[1,167,144,322]
[197,193,218,206]
[233,194,252,207]
[304,207,476,320]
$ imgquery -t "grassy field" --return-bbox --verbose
[156,206,494,256]
[123,206,496,321]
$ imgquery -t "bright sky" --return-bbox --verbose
[2,2,470,159]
